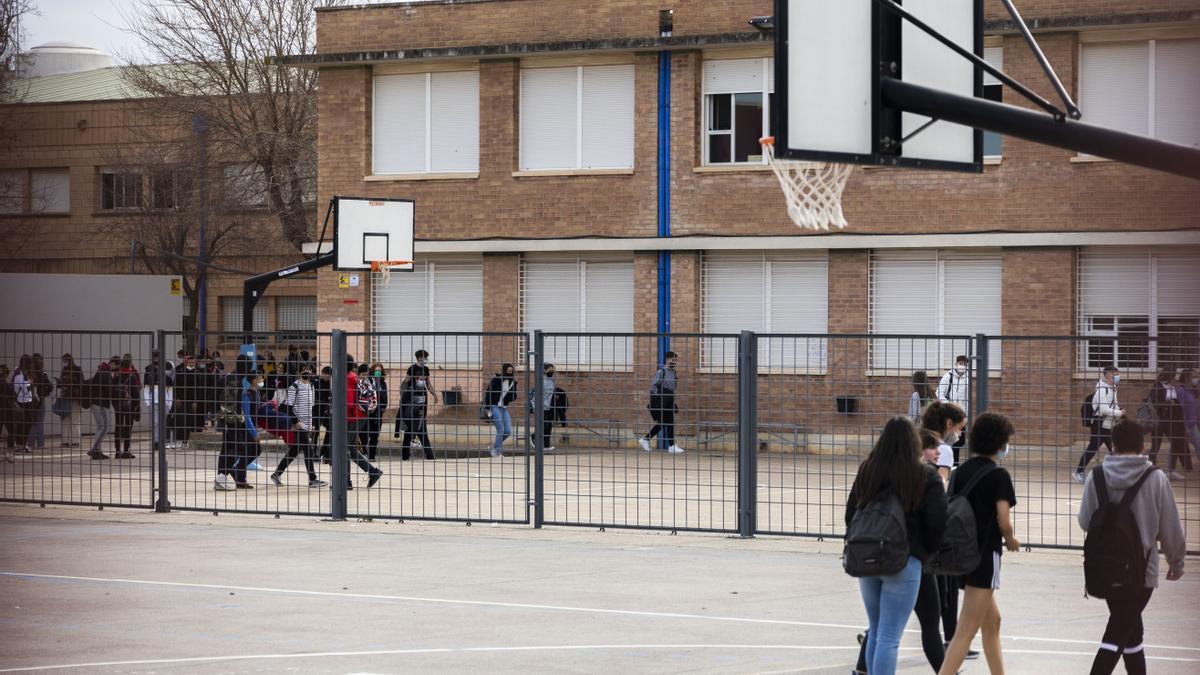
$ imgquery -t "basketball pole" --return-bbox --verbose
[880,77,1200,181]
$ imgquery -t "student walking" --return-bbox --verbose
[112,354,141,459]
[315,366,332,462]
[270,366,325,487]
[531,363,558,452]
[10,356,37,456]
[364,362,387,460]
[845,417,947,675]
[1076,366,1124,483]
[142,351,174,450]
[1077,419,1186,675]
[56,354,84,448]
[639,351,682,454]
[343,358,383,487]
[396,371,435,461]
[173,354,205,448]
[87,358,116,460]
[484,363,518,458]
[27,353,52,450]
[406,350,439,403]
[936,355,971,464]
[214,356,252,490]
[1147,369,1187,480]
[1179,370,1200,467]
[938,413,1020,675]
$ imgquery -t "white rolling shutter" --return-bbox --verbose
[373,73,427,174]
[581,65,635,169]
[1079,42,1150,136]
[31,170,70,214]
[521,67,578,170]
[1155,251,1200,318]
[1154,39,1200,148]
[583,260,634,365]
[1078,248,1150,317]
[371,256,483,366]
[703,59,764,94]
[431,70,480,172]
[870,251,940,371]
[276,296,317,332]
[983,46,1004,86]
[943,252,1002,366]
[522,254,633,366]
[221,297,268,333]
[702,253,763,369]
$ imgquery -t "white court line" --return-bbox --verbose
[2,571,1199,656]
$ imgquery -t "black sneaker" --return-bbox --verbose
[945,642,980,660]
[367,471,383,489]
[88,450,110,460]
[115,451,136,459]
[235,482,254,489]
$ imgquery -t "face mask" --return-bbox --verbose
[955,365,967,374]
[373,370,382,377]
[253,381,263,389]
[1113,375,1121,384]
[418,358,427,366]
[300,374,311,381]
[997,444,1010,460]
[416,380,427,389]
[504,371,513,377]
[943,430,959,446]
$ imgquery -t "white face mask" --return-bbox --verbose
[416,380,427,389]
[997,444,1010,460]
[955,365,967,375]
[1113,375,1121,384]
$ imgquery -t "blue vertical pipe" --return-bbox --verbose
[657,50,671,363]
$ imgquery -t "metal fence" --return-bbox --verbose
[1,329,1195,553]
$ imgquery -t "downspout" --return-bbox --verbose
[657,50,671,363]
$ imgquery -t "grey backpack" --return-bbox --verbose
[843,492,910,577]
[928,464,998,576]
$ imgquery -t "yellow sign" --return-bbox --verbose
[338,274,350,289]
[170,279,182,296]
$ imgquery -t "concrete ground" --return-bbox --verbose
[0,504,1197,674]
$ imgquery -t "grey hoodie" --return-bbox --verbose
[1077,454,1186,588]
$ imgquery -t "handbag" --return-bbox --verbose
[479,404,492,421]
[52,395,73,418]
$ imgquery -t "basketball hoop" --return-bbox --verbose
[760,137,854,231]
[370,260,413,284]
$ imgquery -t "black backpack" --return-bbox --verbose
[1083,466,1158,599]
[1081,392,1096,429]
[928,464,998,576]
[843,492,910,577]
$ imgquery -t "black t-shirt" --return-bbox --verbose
[950,456,1017,554]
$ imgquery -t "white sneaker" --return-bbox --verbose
[544,446,556,453]
[638,438,651,452]
[1167,470,1184,481]
[213,475,234,491]
[1072,470,1085,484]
[668,445,684,454]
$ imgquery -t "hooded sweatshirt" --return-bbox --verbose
[1077,454,1186,588]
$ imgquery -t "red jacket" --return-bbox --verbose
[347,370,362,421]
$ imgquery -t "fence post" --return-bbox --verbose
[330,330,348,521]
[974,333,989,416]
[737,330,758,538]
[155,330,170,513]
[533,330,545,529]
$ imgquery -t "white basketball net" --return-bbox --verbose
[761,137,854,231]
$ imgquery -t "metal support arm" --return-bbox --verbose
[242,252,336,339]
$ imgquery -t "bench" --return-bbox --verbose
[696,420,808,453]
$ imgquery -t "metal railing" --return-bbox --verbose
[1,329,1195,553]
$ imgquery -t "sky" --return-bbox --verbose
[25,0,149,62]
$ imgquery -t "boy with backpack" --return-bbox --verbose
[938,412,1019,675]
[1075,366,1124,483]
[1077,419,1185,675]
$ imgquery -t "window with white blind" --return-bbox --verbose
[869,250,1002,371]
[371,256,483,367]
[31,170,70,214]
[373,69,480,174]
[983,46,1004,158]
[1078,247,1200,372]
[276,296,317,344]
[701,251,828,370]
[520,64,635,170]
[221,296,269,334]
[520,254,634,367]
[703,57,774,165]
[1079,39,1200,149]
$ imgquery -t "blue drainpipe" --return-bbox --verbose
[657,50,671,364]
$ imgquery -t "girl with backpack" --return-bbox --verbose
[938,412,1019,675]
[396,373,434,460]
[1148,369,1188,480]
[845,417,947,675]
[112,354,141,459]
[1077,418,1185,675]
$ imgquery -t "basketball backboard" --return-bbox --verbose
[773,0,983,172]
[333,196,415,272]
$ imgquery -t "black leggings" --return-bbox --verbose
[12,402,34,448]
[1090,587,1152,675]
[114,410,135,452]
[646,408,676,448]
[274,431,317,481]
[857,572,943,672]
[364,412,383,460]
[1078,424,1113,471]
[938,573,959,642]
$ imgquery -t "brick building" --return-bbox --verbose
[0,44,318,348]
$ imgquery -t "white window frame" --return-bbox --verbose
[1077,247,1200,374]
[99,168,143,211]
[700,251,829,373]
[372,69,481,176]
[276,296,318,345]
[868,250,1002,373]
[518,64,635,171]
[221,296,269,342]
[702,57,774,166]
[519,253,635,369]
[370,256,484,369]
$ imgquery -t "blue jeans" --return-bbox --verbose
[491,406,512,453]
[858,555,923,675]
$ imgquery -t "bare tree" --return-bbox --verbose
[0,0,33,101]
[120,0,341,253]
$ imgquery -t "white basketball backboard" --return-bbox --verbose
[774,0,982,171]
[333,196,415,271]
